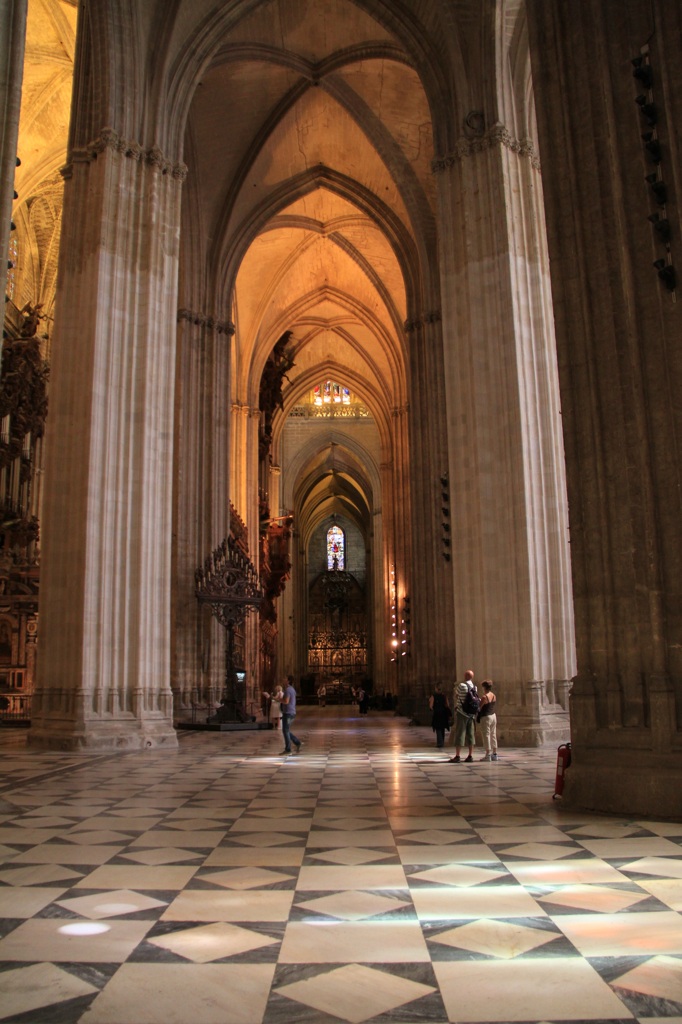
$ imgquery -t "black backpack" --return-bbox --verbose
[462,685,481,718]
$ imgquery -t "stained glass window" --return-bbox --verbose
[312,380,351,406]
[327,525,344,570]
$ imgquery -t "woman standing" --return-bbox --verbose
[477,680,498,761]
[429,683,451,749]
[269,685,283,729]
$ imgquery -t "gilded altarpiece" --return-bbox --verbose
[307,570,367,681]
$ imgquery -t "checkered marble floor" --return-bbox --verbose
[0,708,681,1024]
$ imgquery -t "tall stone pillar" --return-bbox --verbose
[404,314,456,715]
[433,122,576,745]
[242,402,264,694]
[370,497,386,695]
[383,404,412,707]
[30,130,186,749]
[527,0,682,815]
[172,311,233,711]
[0,0,26,314]
[230,402,252,523]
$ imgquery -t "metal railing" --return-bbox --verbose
[0,694,32,725]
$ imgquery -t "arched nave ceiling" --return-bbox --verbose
[291,441,374,550]
[11,0,536,402]
[11,0,76,316]
[300,474,370,531]
[299,488,370,551]
[14,0,76,198]
[182,0,440,430]
[295,450,372,517]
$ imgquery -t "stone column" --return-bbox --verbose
[405,313,456,714]
[433,121,575,745]
[30,130,186,749]
[370,499,385,695]
[382,402,413,710]
[527,0,682,815]
[228,390,265,698]
[173,311,233,712]
[0,0,26,316]
[292,524,308,683]
[268,461,292,679]
[230,402,251,521]
[172,312,202,712]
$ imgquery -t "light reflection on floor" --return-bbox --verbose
[0,706,680,1023]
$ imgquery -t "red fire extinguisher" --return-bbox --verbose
[553,742,572,799]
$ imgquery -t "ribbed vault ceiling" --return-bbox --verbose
[14,0,443,535]
[181,0,437,530]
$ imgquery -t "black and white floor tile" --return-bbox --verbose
[0,710,681,1023]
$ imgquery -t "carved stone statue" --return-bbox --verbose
[19,303,45,339]
[258,331,295,460]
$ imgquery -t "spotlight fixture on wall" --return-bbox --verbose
[401,596,411,656]
[648,213,671,243]
[632,57,654,88]
[635,95,657,126]
[633,48,675,301]
[390,564,398,662]
[6,159,19,304]
[641,132,661,164]
[645,173,667,205]
[440,474,451,561]
[653,259,676,292]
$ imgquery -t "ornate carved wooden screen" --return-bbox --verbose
[307,569,367,680]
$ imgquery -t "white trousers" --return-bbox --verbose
[480,714,497,752]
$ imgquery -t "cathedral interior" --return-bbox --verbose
[0,1,680,1020]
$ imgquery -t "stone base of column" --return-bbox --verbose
[563,757,682,819]
[28,716,178,751]
[496,678,571,747]
[497,707,570,747]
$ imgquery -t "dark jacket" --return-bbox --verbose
[430,691,451,731]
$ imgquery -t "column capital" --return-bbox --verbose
[177,309,235,335]
[231,401,261,421]
[432,122,540,173]
[62,127,188,180]
[404,310,441,333]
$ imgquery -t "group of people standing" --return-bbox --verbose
[351,685,370,715]
[265,669,497,761]
[262,675,302,755]
[429,669,498,762]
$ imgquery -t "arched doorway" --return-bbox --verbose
[16,0,574,752]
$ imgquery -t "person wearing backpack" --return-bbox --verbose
[448,669,479,763]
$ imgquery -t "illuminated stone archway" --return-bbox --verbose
[13,0,574,755]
